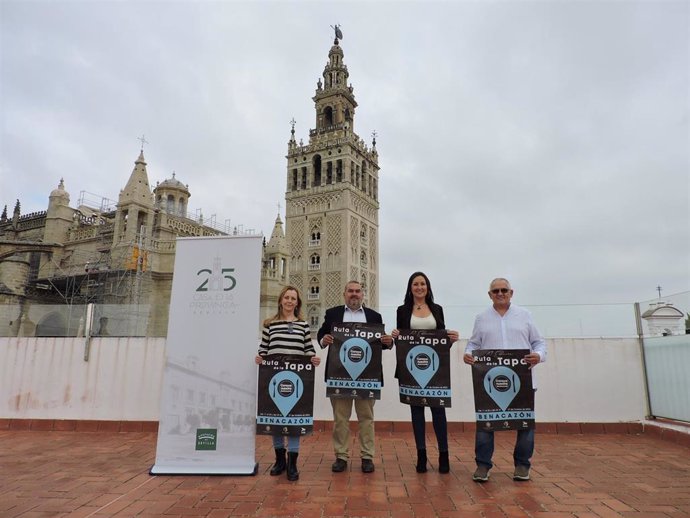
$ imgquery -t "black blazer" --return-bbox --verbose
[317,305,386,382]
[396,302,446,331]
[395,302,448,378]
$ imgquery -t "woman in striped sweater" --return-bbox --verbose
[255,285,320,481]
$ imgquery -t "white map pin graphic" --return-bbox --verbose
[340,337,371,380]
[406,345,439,388]
[483,366,520,411]
[269,371,303,416]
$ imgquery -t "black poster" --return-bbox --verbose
[395,329,452,407]
[256,355,315,436]
[326,322,385,400]
[471,349,534,431]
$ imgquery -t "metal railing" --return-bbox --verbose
[0,303,151,338]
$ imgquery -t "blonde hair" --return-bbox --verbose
[263,285,304,327]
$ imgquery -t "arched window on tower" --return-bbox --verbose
[136,210,147,237]
[292,169,298,191]
[324,106,334,127]
[326,162,333,184]
[310,229,321,246]
[336,160,343,182]
[312,156,321,187]
[309,306,319,328]
[361,162,368,193]
[178,197,186,216]
[309,254,321,271]
[166,195,175,214]
[308,278,320,300]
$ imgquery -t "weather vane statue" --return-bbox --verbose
[331,24,343,43]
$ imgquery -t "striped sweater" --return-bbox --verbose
[258,319,315,357]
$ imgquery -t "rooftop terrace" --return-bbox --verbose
[1,425,689,518]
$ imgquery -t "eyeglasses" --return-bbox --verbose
[490,288,510,295]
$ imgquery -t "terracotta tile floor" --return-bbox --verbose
[1,429,689,517]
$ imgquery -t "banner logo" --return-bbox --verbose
[190,255,238,316]
[195,255,236,292]
[483,366,521,411]
[269,371,304,416]
[406,345,439,388]
[340,337,371,380]
[195,428,217,451]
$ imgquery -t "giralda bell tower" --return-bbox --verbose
[285,28,381,329]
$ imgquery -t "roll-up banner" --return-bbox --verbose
[151,235,262,475]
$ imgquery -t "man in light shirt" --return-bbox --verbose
[317,281,393,474]
[463,278,547,482]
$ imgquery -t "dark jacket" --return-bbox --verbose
[395,303,446,331]
[395,302,447,378]
[317,305,386,382]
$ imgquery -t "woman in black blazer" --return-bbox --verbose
[392,271,459,473]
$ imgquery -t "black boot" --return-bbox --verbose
[286,451,299,481]
[270,448,286,476]
[416,449,427,473]
[439,451,450,474]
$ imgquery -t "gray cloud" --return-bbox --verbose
[1,1,687,323]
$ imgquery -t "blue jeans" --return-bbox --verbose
[475,428,534,469]
[272,434,300,453]
[411,405,448,452]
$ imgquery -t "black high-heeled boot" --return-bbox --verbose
[439,451,450,474]
[416,449,428,473]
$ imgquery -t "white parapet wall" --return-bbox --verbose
[0,336,647,423]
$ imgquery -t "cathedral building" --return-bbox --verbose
[0,150,281,337]
[285,31,381,329]
[0,30,378,336]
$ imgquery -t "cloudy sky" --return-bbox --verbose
[1,1,688,330]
